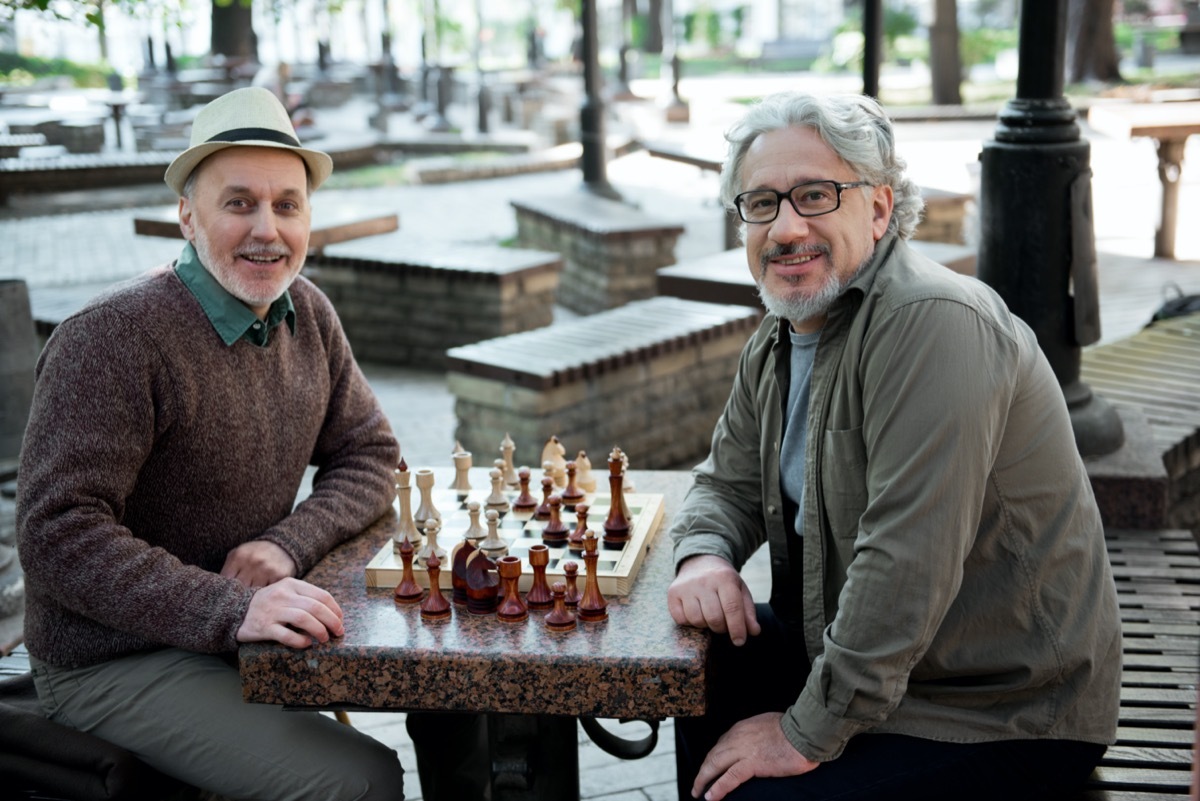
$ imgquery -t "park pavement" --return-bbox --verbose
[2,69,1200,799]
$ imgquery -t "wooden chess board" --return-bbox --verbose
[365,487,665,597]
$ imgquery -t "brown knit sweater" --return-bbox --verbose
[17,267,399,668]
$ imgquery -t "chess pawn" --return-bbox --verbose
[602,453,631,548]
[500,433,520,488]
[485,467,510,511]
[535,476,554,520]
[394,459,421,551]
[511,467,538,511]
[394,538,424,604]
[577,531,608,623]
[561,461,585,506]
[575,450,597,493]
[568,503,589,552]
[544,582,576,632]
[562,561,582,607]
[420,552,452,622]
[496,555,528,623]
[463,500,486,541]
[414,468,441,532]
[525,544,554,610]
[541,495,568,546]
[465,550,500,615]
[478,509,508,559]
[451,449,473,492]
[417,517,448,568]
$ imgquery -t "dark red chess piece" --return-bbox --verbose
[535,476,554,520]
[577,532,608,623]
[602,452,630,549]
[496,555,528,622]
[419,553,451,622]
[562,560,582,607]
[561,461,585,506]
[568,503,589,552]
[525,544,554,610]
[465,551,500,615]
[542,495,568,546]
[451,535,478,607]
[544,582,576,632]
[511,467,538,511]
[394,538,423,604]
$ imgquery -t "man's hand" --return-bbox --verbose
[692,712,819,800]
[667,554,761,646]
[236,577,345,648]
[221,540,297,588]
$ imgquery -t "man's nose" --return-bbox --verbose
[250,209,280,240]
[769,199,811,239]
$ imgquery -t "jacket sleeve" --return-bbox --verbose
[782,295,1022,760]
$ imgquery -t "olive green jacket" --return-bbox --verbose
[671,234,1122,762]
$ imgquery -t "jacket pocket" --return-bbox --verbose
[822,426,868,540]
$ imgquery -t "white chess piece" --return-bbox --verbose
[394,461,421,551]
[500,433,519,488]
[417,517,448,567]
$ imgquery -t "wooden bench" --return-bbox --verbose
[445,296,761,470]
[306,233,564,368]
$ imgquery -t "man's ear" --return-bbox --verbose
[871,184,894,241]
[178,196,194,242]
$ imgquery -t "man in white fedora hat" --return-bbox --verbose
[17,86,407,798]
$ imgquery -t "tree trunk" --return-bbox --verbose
[1066,0,1122,83]
[211,3,257,64]
[645,0,663,53]
[929,0,962,105]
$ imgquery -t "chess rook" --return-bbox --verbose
[525,544,554,610]
[496,555,528,623]
[414,467,441,532]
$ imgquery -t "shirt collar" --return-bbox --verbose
[175,242,296,347]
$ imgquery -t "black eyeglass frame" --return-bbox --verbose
[733,180,873,224]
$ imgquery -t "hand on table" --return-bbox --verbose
[221,540,297,589]
[667,554,761,646]
[236,577,345,648]
[692,712,819,800]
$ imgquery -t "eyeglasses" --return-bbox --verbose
[733,180,873,224]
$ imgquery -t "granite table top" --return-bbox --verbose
[239,469,708,720]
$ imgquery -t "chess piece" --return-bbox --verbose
[541,495,568,546]
[478,508,508,559]
[417,517,448,568]
[562,561,582,607]
[500,433,520,487]
[577,531,608,623]
[465,550,500,615]
[511,467,538,511]
[496,555,528,623]
[394,538,423,604]
[562,461,585,506]
[541,435,568,487]
[612,446,633,517]
[485,467,509,511]
[568,503,589,552]
[414,468,441,532]
[535,476,554,520]
[526,544,554,610]
[575,450,597,493]
[463,500,486,541]
[394,459,421,551]
[451,448,472,492]
[419,552,452,621]
[451,529,479,607]
[602,451,631,548]
[544,582,576,632]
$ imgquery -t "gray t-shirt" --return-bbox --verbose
[780,328,821,537]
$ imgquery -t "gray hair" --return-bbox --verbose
[719,92,924,241]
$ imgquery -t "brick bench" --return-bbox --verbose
[511,193,685,314]
[0,133,47,158]
[445,296,761,470]
[306,233,563,368]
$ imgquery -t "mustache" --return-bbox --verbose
[759,243,829,271]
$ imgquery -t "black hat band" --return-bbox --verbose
[206,127,301,148]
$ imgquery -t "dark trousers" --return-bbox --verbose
[675,604,1105,801]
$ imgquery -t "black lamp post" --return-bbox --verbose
[580,0,619,198]
[976,0,1123,457]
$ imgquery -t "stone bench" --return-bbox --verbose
[445,296,762,470]
[305,233,563,368]
[0,133,47,158]
[512,193,685,314]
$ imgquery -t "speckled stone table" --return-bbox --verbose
[239,469,707,798]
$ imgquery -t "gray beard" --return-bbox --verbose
[756,251,873,327]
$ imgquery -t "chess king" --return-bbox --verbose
[666,92,1121,801]
[15,87,407,798]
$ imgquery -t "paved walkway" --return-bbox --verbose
[3,73,1200,799]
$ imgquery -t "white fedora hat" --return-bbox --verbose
[164,86,333,195]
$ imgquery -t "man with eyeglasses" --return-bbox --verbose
[666,92,1121,801]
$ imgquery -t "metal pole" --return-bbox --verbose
[580,0,619,198]
[976,0,1123,456]
[862,0,882,98]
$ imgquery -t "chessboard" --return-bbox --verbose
[365,487,665,597]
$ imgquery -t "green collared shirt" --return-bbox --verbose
[175,242,295,347]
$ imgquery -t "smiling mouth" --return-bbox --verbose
[239,253,288,266]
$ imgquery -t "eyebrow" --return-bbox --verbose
[220,185,306,201]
